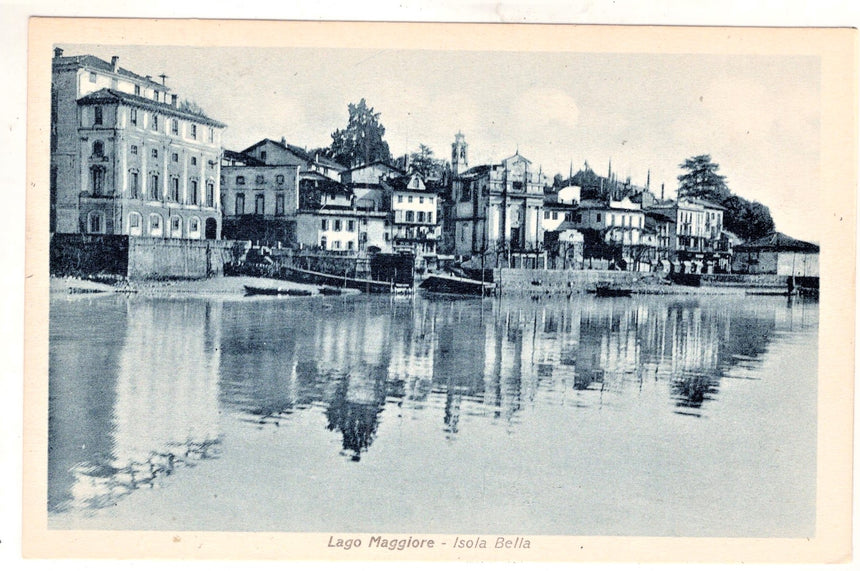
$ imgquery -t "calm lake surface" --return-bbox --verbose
[48,292,818,536]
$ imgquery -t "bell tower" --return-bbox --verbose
[451,131,468,176]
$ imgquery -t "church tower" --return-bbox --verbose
[451,131,468,176]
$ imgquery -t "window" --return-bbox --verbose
[87,210,104,233]
[276,174,284,185]
[333,240,341,250]
[408,195,413,203]
[129,171,139,198]
[235,193,245,214]
[552,212,558,220]
[191,157,197,166]
[172,152,179,162]
[89,72,96,83]
[347,220,355,232]
[92,140,104,157]
[334,219,342,231]
[189,180,198,204]
[152,148,158,159]
[321,219,328,231]
[206,181,214,207]
[151,114,158,131]
[170,177,180,202]
[260,151,267,161]
[134,85,140,96]
[255,174,264,184]
[347,241,354,250]
[154,90,160,102]
[130,145,138,155]
[170,216,182,237]
[130,108,138,125]
[128,212,142,235]
[406,211,414,222]
[90,166,105,195]
[275,193,285,215]
[320,237,327,249]
[208,127,214,143]
[171,119,179,135]
[255,194,265,215]
[149,174,160,200]
[190,125,197,139]
[93,106,103,126]
[149,213,163,236]
[418,211,425,223]
[189,217,200,235]
[236,176,245,185]
[397,194,403,203]
[428,212,433,224]
[596,213,602,223]
[419,196,424,204]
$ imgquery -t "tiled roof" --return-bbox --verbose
[77,88,226,127]
[54,54,166,88]
[341,160,404,175]
[222,150,264,166]
[735,232,819,253]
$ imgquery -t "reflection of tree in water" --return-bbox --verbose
[670,373,719,416]
[325,375,386,462]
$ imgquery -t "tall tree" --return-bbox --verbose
[329,98,392,168]
[409,144,442,179]
[677,154,730,202]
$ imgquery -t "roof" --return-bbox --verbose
[457,164,493,178]
[385,174,436,193]
[54,54,166,89]
[341,160,404,175]
[735,232,820,253]
[679,197,726,211]
[645,210,676,223]
[222,150,265,166]
[242,139,347,171]
[77,88,225,127]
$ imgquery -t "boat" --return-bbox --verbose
[281,266,404,294]
[318,286,343,296]
[594,285,633,297]
[244,285,313,296]
[418,274,496,296]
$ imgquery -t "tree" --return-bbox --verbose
[677,155,730,202]
[552,173,565,189]
[722,195,775,241]
[409,144,444,179]
[328,98,392,168]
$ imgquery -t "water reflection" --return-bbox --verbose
[49,298,222,513]
[49,293,818,515]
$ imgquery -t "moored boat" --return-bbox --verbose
[419,274,495,296]
[595,285,633,297]
[244,285,313,296]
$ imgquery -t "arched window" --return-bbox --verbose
[149,213,163,236]
[90,166,105,195]
[87,210,104,234]
[170,215,183,238]
[188,216,201,238]
[128,211,142,236]
[92,140,104,157]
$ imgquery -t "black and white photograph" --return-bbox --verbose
[17,15,855,564]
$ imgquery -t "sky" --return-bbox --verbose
[65,44,821,242]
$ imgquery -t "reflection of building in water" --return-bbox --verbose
[63,299,222,512]
[325,373,386,462]
[387,303,436,402]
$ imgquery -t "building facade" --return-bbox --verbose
[384,173,440,269]
[51,49,226,240]
[451,138,546,268]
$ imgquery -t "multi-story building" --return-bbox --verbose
[295,173,389,253]
[451,134,546,268]
[383,172,440,269]
[648,198,729,272]
[51,49,226,239]
[220,149,300,244]
[241,138,346,180]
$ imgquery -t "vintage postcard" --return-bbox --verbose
[23,18,855,563]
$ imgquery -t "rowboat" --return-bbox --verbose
[281,266,402,294]
[244,285,313,297]
[594,285,633,297]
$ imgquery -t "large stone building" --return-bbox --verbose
[51,49,226,239]
[383,172,440,269]
[450,134,547,268]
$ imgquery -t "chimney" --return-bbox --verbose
[171,94,178,107]
[145,75,152,82]
[53,47,64,58]
[111,56,119,72]
[280,137,286,146]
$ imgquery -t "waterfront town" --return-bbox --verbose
[49,49,820,294]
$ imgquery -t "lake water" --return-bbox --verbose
[48,292,818,537]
